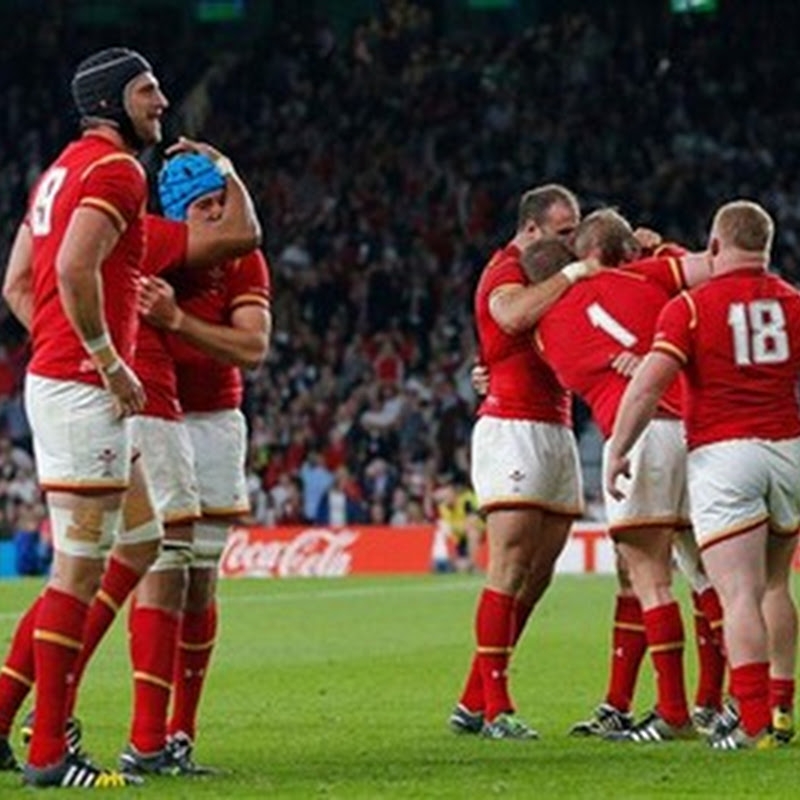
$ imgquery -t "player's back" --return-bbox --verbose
[474,245,570,424]
[28,133,146,385]
[673,269,800,446]
[536,269,680,437]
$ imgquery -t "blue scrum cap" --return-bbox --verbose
[158,152,226,221]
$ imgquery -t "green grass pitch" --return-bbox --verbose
[0,573,797,798]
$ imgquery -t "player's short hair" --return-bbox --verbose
[517,184,579,232]
[573,208,639,267]
[520,237,577,285]
[712,200,774,253]
[158,153,226,221]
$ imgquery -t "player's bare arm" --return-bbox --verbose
[2,222,34,329]
[57,206,145,415]
[489,259,598,335]
[606,351,681,500]
[170,137,262,268]
[140,274,270,369]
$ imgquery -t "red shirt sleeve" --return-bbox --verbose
[482,247,526,295]
[652,292,695,365]
[624,255,688,296]
[227,250,271,313]
[78,155,146,232]
[143,215,189,276]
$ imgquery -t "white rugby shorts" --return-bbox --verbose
[688,437,800,550]
[185,409,250,518]
[471,417,583,516]
[603,418,690,536]
[132,415,200,524]
[25,374,132,491]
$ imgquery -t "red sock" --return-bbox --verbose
[731,662,770,735]
[129,606,179,754]
[605,595,646,713]
[65,558,141,717]
[457,595,534,715]
[457,656,483,714]
[168,604,218,741]
[694,586,725,650]
[0,596,41,737]
[643,601,689,727]
[473,588,515,722]
[770,677,795,713]
[691,592,725,710]
[29,588,88,768]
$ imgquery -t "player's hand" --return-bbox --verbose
[633,227,663,251]
[166,135,225,163]
[610,350,642,378]
[471,362,489,396]
[139,276,184,331]
[605,450,631,501]
[580,256,602,278]
[102,361,146,419]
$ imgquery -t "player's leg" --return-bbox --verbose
[672,528,725,731]
[570,547,642,736]
[0,596,42,771]
[121,416,201,773]
[702,524,771,743]
[612,526,693,739]
[119,522,192,774]
[26,491,128,777]
[65,456,161,719]
[166,519,227,768]
[764,533,798,742]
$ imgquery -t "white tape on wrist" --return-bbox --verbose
[561,261,590,285]
[83,332,112,353]
[214,156,234,177]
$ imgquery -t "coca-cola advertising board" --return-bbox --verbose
[220,525,435,578]
[218,523,619,578]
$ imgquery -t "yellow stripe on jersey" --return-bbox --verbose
[667,257,684,290]
[652,340,688,364]
[680,290,698,329]
[80,196,127,232]
[229,293,271,311]
[80,152,145,182]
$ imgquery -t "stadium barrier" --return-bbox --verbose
[218,523,616,578]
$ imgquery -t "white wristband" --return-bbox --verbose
[103,359,123,376]
[83,333,112,354]
[214,156,234,177]
[561,261,590,285]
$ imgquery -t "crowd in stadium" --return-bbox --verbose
[2,0,800,536]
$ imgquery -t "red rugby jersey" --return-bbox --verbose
[474,244,571,424]
[653,268,800,449]
[536,269,683,438]
[136,214,190,420]
[168,250,271,412]
[28,133,147,385]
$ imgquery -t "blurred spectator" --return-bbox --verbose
[315,466,367,525]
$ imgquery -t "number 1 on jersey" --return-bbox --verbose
[727,300,789,366]
[586,302,638,347]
